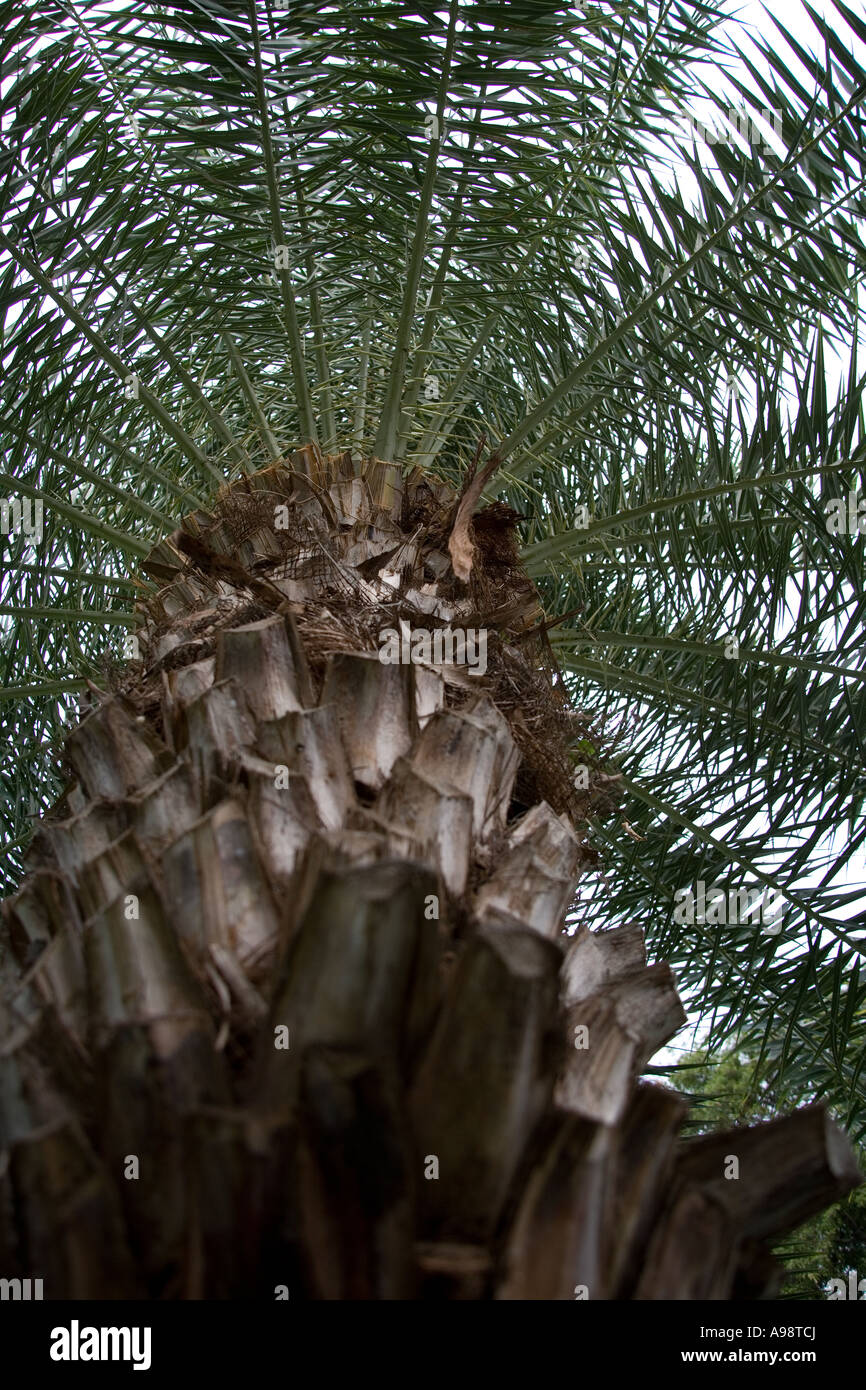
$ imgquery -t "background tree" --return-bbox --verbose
[675,1042,866,1296]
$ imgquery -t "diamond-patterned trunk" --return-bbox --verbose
[0,446,859,1299]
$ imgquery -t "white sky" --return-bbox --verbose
[647,0,866,1067]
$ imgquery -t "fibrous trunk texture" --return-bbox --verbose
[0,445,860,1299]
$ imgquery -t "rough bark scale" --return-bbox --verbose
[0,445,860,1299]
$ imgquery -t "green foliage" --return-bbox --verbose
[677,1044,866,1297]
[1,1,865,1128]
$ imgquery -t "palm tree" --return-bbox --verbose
[0,0,864,1298]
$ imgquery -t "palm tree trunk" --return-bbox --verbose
[1,445,860,1299]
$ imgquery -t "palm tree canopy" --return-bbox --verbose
[1,0,866,1129]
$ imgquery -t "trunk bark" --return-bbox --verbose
[0,445,860,1299]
